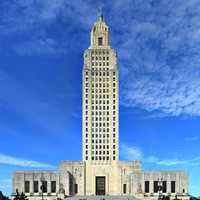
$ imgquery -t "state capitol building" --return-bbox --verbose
[12,15,189,200]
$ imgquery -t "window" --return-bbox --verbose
[34,181,39,193]
[145,181,149,193]
[154,181,158,193]
[41,181,47,193]
[51,181,56,193]
[25,181,30,193]
[75,184,78,194]
[123,184,126,194]
[171,181,176,193]
[163,181,167,193]
[98,37,103,46]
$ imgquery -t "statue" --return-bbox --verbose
[137,183,143,193]
[57,184,65,200]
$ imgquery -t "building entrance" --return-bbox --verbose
[95,176,106,195]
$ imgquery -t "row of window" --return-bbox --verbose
[85,90,115,94]
[145,181,176,193]
[89,89,116,94]
[91,67,111,71]
[85,96,116,101]
[85,117,114,121]
[85,92,115,99]
[85,77,116,82]
[90,50,109,55]
[87,139,110,143]
[88,134,112,138]
[24,181,56,194]
[90,105,116,109]
[85,128,117,134]
[122,181,177,194]
[91,71,113,76]
[85,112,116,118]
[85,94,116,100]
[87,99,114,104]
[85,92,116,98]
[91,62,109,67]
[86,106,116,111]
[92,114,116,121]
[86,138,116,145]
[91,156,115,161]
[86,150,115,155]
[85,113,116,119]
[85,121,116,126]
[85,111,117,116]
[92,62,109,67]
[85,83,116,87]
[85,71,115,76]
[85,156,115,161]
[85,144,116,149]
[89,123,116,129]
[86,139,116,144]
[91,56,109,61]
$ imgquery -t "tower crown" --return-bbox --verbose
[90,15,110,48]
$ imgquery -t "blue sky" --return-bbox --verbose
[0,0,200,197]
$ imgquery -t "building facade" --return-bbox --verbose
[12,15,189,200]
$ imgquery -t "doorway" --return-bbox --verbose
[95,176,106,195]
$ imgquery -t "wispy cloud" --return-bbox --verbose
[184,136,199,142]
[0,153,55,168]
[113,0,200,117]
[121,143,200,166]
[0,0,98,55]
[145,156,200,166]
[120,143,143,160]
[1,0,200,116]
[0,179,11,193]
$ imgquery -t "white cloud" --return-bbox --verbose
[1,1,200,116]
[184,136,199,142]
[0,153,55,168]
[148,157,200,166]
[110,0,200,117]
[120,143,143,160]
[121,143,200,166]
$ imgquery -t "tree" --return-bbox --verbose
[19,193,28,200]
[0,191,10,200]
[13,189,20,200]
[13,190,28,200]
[173,195,181,200]
[162,195,170,200]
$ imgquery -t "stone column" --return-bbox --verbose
[39,178,43,194]
[150,180,153,194]
[30,178,33,194]
[167,180,171,193]
[176,174,179,193]
[48,180,51,193]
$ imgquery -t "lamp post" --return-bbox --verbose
[158,178,163,200]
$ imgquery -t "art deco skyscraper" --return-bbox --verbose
[82,15,119,163]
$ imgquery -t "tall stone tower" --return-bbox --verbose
[82,14,119,163]
[12,15,189,199]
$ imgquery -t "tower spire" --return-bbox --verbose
[97,6,104,21]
